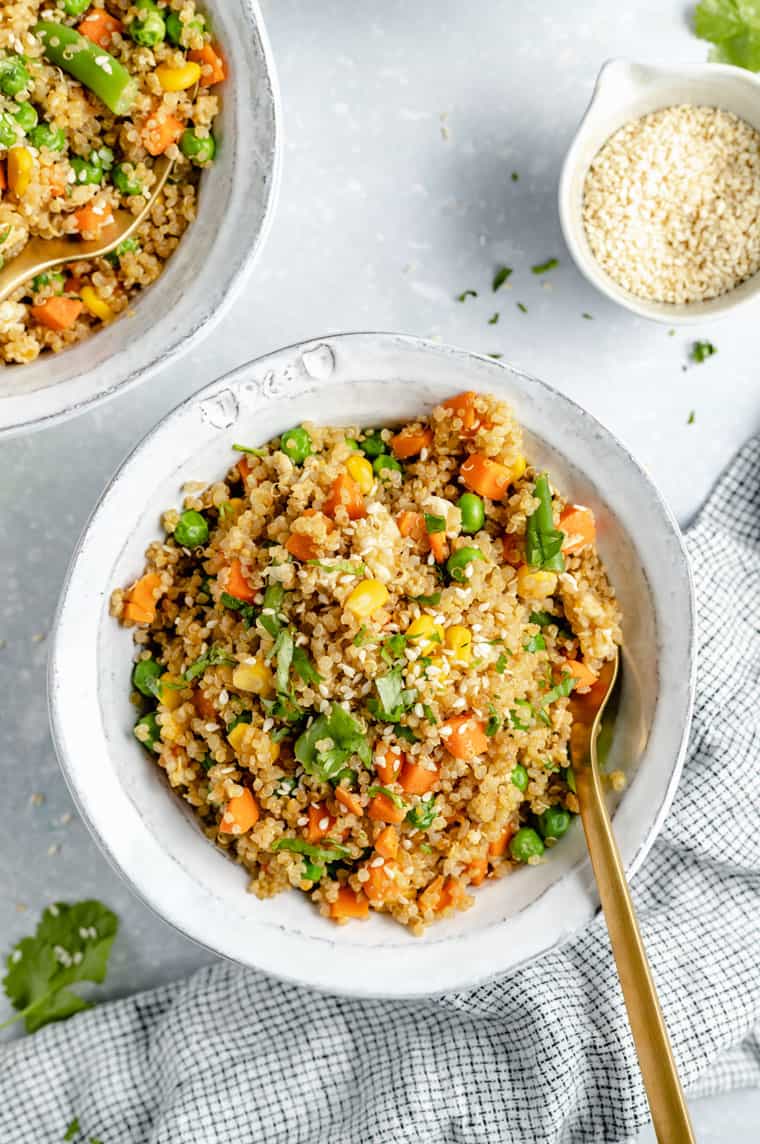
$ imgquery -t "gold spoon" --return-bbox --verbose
[569,649,695,1143]
[0,154,172,305]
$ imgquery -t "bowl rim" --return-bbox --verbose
[558,56,760,325]
[48,332,697,997]
[0,0,283,440]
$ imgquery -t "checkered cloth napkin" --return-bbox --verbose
[3,439,760,1144]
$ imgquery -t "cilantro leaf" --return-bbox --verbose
[2,901,118,1034]
[408,591,441,606]
[184,646,236,682]
[523,633,546,653]
[424,513,446,534]
[456,289,478,302]
[271,629,294,695]
[694,0,760,68]
[541,673,576,707]
[220,591,256,626]
[258,583,285,638]
[531,257,558,274]
[492,266,512,291]
[495,653,508,674]
[273,837,351,863]
[292,646,322,686]
[232,443,268,456]
[488,312,499,325]
[690,340,717,364]
[369,668,417,722]
[64,1120,80,1141]
[695,0,749,44]
[367,785,406,808]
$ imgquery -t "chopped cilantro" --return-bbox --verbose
[220,591,256,626]
[492,265,512,291]
[517,302,527,313]
[523,633,546,653]
[541,673,576,708]
[353,625,375,647]
[495,653,508,674]
[64,1121,80,1142]
[1,902,118,1034]
[381,633,408,663]
[485,704,502,736]
[258,583,285,638]
[368,785,406,809]
[488,312,499,324]
[184,646,236,682]
[395,725,420,743]
[294,705,370,782]
[687,410,696,425]
[456,289,478,302]
[232,443,268,457]
[406,799,437,829]
[424,513,446,534]
[690,340,717,364]
[531,258,558,274]
[582,312,593,320]
[273,837,351,863]
[422,703,437,724]
[368,667,417,722]
[409,591,442,606]
[292,645,322,686]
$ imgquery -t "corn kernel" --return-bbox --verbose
[407,614,444,650]
[232,657,275,697]
[8,147,34,198]
[445,625,472,663]
[345,454,374,494]
[516,565,558,601]
[510,454,527,483]
[156,61,202,91]
[160,673,183,711]
[227,723,249,753]
[345,579,389,618]
[81,286,114,323]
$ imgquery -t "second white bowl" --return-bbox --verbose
[559,58,760,324]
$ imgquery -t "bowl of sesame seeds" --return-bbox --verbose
[49,332,695,996]
[559,58,760,322]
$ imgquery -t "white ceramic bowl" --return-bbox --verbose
[0,0,281,439]
[559,58,760,324]
[50,333,696,997]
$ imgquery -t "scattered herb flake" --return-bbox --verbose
[582,312,593,320]
[523,633,547,653]
[409,591,441,606]
[517,302,527,313]
[368,785,406,809]
[184,646,236,682]
[485,704,502,736]
[64,1120,80,1141]
[511,171,519,182]
[456,289,478,302]
[424,513,446,534]
[495,653,508,674]
[690,340,717,364]
[292,646,322,686]
[531,258,559,274]
[422,703,438,724]
[488,312,499,325]
[488,352,503,359]
[687,410,696,425]
[667,328,676,336]
[492,265,512,292]
[232,443,268,457]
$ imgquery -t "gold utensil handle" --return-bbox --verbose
[576,762,696,1143]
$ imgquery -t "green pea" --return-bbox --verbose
[165,11,206,45]
[31,270,65,295]
[13,102,38,132]
[134,712,161,753]
[406,800,436,830]
[179,128,216,165]
[360,431,387,458]
[60,0,91,15]
[112,162,144,196]
[457,492,485,534]
[344,438,359,450]
[0,113,18,148]
[130,2,166,47]
[280,426,312,465]
[538,807,571,840]
[509,826,545,863]
[0,56,30,98]
[174,510,209,548]
[511,763,528,792]
[446,545,484,583]
[70,156,103,186]
[373,454,402,479]
[132,658,162,698]
[28,122,66,152]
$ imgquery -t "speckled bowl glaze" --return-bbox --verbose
[0,0,281,439]
[559,58,760,324]
[50,333,696,997]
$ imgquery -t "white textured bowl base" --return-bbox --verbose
[50,334,696,997]
[559,58,760,325]
[0,0,281,438]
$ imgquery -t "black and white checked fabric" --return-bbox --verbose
[3,440,760,1144]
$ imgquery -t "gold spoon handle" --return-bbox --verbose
[575,762,696,1143]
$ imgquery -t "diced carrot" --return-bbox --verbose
[398,759,439,796]
[74,201,114,237]
[375,825,398,860]
[418,874,445,912]
[488,823,516,858]
[323,472,365,520]
[238,456,252,482]
[142,112,184,157]
[442,713,489,760]
[502,534,523,566]
[428,530,448,563]
[460,454,511,500]
[441,392,492,436]
[364,858,399,904]
[219,788,259,834]
[307,802,334,843]
[330,886,369,920]
[438,876,469,911]
[375,746,404,785]
[335,787,363,817]
[193,689,217,722]
[65,275,83,295]
[0,161,6,191]
[564,658,598,692]
[78,10,123,47]
[467,855,489,886]
[391,428,433,459]
[225,559,256,603]
[189,43,226,86]
[286,533,318,562]
[368,792,405,825]
[30,297,83,333]
[560,504,596,554]
[396,510,426,542]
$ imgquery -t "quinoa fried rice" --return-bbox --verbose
[0,0,223,364]
[112,392,623,934]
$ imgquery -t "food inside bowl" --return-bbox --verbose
[0,0,223,364]
[112,392,622,932]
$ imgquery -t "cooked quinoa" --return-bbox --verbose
[112,392,622,933]
[583,105,760,305]
[0,0,223,363]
